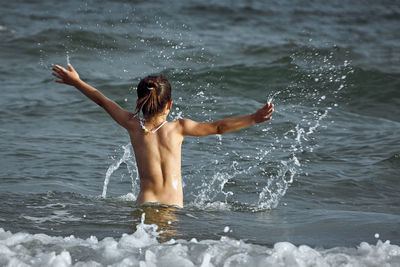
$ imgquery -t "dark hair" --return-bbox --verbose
[134,75,171,117]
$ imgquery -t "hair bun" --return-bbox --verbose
[134,74,171,117]
[147,80,158,91]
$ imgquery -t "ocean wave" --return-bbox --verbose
[5,29,121,51]
[1,224,399,267]
[378,153,400,167]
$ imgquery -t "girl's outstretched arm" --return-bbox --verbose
[52,64,132,129]
[179,102,274,136]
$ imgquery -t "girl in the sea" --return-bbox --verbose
[52,64,274,207]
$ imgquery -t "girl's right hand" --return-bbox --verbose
[52,64,81,86]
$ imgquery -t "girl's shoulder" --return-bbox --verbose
[169,118,193,128]
[165,119,189,135]
[166,119,183,129]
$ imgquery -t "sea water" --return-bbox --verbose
[1,0,399,266]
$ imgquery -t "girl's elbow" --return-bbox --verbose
[216,124,226,135]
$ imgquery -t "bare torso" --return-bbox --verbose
[126,117,184,207]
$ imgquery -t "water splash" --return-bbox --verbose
[194,171,234,206]
[66,50,71,65]
[38,42,53,70]
[255,45,354,209]
[101,144,139,198]
[188,44,354,211]
[255,47,353,210]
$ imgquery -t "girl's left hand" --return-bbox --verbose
[254,102,274,123]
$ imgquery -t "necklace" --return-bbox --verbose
[139,119,167,134]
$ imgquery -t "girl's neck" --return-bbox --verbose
[143,114,168,126]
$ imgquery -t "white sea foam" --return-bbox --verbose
[116,192,137,202]
[0,225,399,267]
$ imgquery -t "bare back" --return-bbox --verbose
[126,117,184,207]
